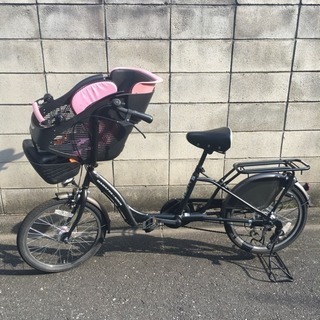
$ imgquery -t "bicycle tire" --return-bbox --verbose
[224,185,308,254]
[17,198,107,273]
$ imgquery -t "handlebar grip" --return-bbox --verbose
[32,101,45,124]
[116,105,153,124]
[131,110,153,124]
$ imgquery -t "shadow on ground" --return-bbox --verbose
[0,226,280,282]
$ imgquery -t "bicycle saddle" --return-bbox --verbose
[186,127,232,154]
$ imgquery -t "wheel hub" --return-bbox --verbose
[58,226,70,243]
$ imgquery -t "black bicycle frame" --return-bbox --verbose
[88,166,139,226]
[83,149,298,230]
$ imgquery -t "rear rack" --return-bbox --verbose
[234,159,310,174]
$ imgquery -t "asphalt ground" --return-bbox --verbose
[0,208,319,320]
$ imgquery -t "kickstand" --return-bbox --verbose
[257,251,293,282]
[256,223,293,282]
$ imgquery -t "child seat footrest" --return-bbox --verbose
[23,139,80,184]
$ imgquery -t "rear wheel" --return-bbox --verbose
[17,198,107,273]
[224,186,308,254]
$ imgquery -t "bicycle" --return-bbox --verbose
[17,67,310,275]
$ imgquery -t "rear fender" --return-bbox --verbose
[293,181,310,205]
[222,173,290,213]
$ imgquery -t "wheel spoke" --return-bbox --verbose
[17,199,104,272]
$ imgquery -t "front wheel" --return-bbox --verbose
[17,198,107,273]
[224,186,308,254]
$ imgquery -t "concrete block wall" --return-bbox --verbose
[0,0,319,215]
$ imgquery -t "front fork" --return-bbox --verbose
[60,187,88,243]
[59,173,91,243]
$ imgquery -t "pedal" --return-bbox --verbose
[142,217,158,233]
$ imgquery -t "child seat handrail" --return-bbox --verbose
[32,101,46,124]
[234,159,310,174]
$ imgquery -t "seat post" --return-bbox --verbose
[177,149,209,215]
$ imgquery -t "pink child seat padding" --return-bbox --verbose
[71,81,118,115]
[131,83,155,94]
